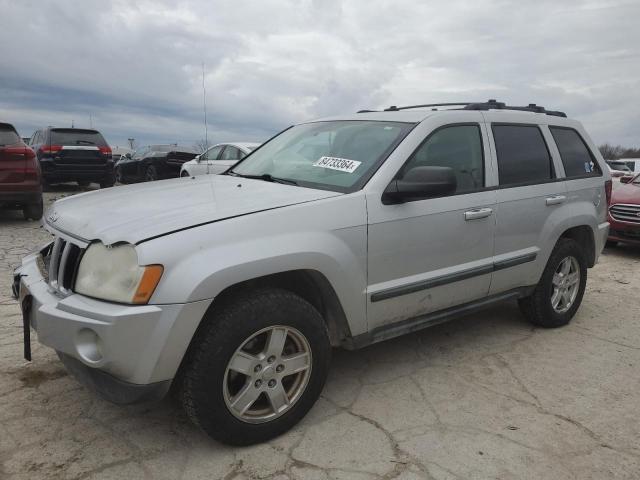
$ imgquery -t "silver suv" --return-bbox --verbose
[14,100,611,445]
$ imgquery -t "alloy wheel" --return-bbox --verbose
[551,256,580,313]
[223,325,312,424]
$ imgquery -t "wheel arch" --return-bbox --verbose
[558,224,596,267]
[199,269,352,347]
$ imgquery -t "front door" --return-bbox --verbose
[366,119,496,331]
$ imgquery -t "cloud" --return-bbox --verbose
[1,0,639,147]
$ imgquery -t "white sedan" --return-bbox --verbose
[180,142,260,177]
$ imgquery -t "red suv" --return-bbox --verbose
[0,122,43,220]
[608,173,640,246]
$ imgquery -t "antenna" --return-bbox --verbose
[202,62,209,151]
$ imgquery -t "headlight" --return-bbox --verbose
[75,243,163,304]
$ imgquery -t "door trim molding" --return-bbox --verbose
[370,252,537,303]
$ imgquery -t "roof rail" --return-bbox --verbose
[463,99,567,117]
[358,99,567,118]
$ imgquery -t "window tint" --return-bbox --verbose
[220,146,242,160]
[401,125,484,193]
[493,125,553,185]
[50,128,107,146]
[550,127,601,177]
[0,125,20,145]
[204,145,223,160]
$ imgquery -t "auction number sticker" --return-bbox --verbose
[312,156,362,173]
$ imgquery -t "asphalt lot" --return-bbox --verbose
[1,184,639,479]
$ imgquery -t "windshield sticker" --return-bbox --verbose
[313,156,362,173]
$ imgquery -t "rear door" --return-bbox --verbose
[485,115,566,294]
[0,123,26,184]
[214,145,244,173]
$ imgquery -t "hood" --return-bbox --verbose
[611,181,640,205]
[45,175,341,245]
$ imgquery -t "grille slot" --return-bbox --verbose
[47,237,83,294]
[610,204,640,224]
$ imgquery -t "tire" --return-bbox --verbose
[180,288,331,446]
[145,165,158,182]
[518,238,587,328]
[606,240,618,248]
[23,199,43,220]
[77,180,90,187]
[100,175,115,189]
[115,166,124,184]
[181,170,190,178]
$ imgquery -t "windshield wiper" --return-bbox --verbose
[228,172,298,186]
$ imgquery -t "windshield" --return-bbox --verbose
[230,120,414,192]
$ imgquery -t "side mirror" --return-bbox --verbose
[620,175,633,184]
[383,166,457,204]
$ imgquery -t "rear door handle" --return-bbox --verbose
[464,208,493,221]
[545,195,566,206]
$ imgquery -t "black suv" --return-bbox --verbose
[29,127,115,188]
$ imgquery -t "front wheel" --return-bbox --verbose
[518,238,587,328]
[181,170,190,178]
[180,288,331,445]
[145,165,158,182]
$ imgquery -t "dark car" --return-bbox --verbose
[0,122,43,219]
[115,144,198,183]
[29,127,115,188]
[608,173,640,246]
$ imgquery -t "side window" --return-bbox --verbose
[204,145,223,160]
[549,127,601,178]
[220,146,242,160]
[492,125,553,186]
[401,124,484,194]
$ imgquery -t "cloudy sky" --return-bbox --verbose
[1,0,639,149]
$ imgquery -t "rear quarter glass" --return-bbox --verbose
[50,129,108,146]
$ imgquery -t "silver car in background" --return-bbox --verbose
[14,100,610,446]
[180,142,260,177]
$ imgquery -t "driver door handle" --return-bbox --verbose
[464,207,493,221]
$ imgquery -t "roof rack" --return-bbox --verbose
[358,99,567,118]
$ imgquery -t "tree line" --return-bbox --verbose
[598,144,640,160]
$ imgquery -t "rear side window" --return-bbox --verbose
[401,124,485,194]
[50,128,107,146]
[0,125,21,145]
[493,125,553,186]
[549,127,601,177]
[221,146,243,160]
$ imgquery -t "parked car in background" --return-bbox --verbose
[110,146,133,163]
[15,100,610,445]
[608,172,640,246]
[180,142,260,177]
[0,122,43,219]
[115,144,198,183]
[29,127,114,188]
[606,161,633,178]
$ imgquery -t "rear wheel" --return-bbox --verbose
[115,166,124,184]
[518,238,587,328]
[100,174,115,189]
[23,199,43,220]
[180,288,331,446]
[145,165,158,182]
[181,170,190,178]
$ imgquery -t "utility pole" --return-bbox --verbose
[202,62,208,150]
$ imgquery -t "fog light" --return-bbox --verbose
[76,328,103,364]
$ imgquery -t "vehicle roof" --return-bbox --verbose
[211,142,261,151]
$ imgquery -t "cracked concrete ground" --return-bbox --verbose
[1,185,639,479]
